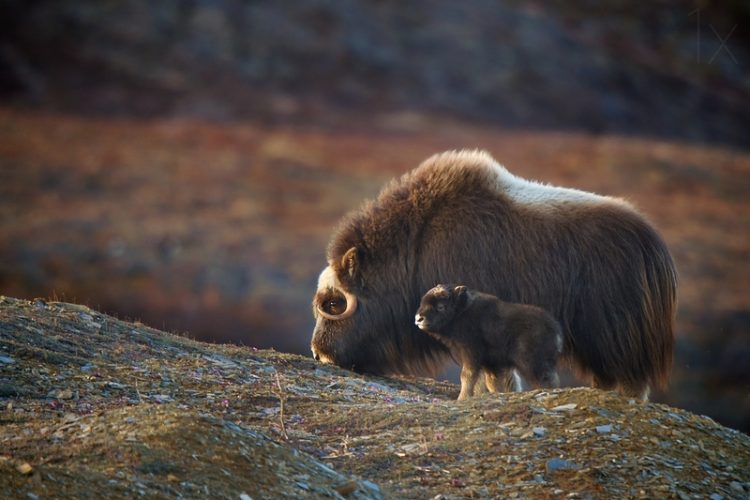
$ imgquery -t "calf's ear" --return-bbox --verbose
[454,285,469,307]
[341,247,360,279]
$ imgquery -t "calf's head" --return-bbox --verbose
[415,284,469,334]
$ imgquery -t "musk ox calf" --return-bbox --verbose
[415,284,562,400]
[311,150,677,400]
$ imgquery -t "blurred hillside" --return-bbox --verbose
[1,0,749,147]
[0,1,749,433]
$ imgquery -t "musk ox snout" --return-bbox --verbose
[310,343,334,364]
[310,324,338,365]
[414,313,426,329]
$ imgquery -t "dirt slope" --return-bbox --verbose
[1,296,748,499]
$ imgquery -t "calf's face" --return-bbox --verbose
[415,284,468,334]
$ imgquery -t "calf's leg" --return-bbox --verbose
[458,362,480,401]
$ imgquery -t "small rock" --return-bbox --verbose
[546,458,580,474]
[449,478,464,488]
[709,494,723,500]
[596,424,612,434]
[16,462,33,475]
[57,389,73,400]
[533,427,546,437]
[361,480,380,493]
[0,382,22,397]
[239,494,253,500]
[677,491,691,500]
[0,355,15,364]
[400,443,421,454]
[551,403,577,411]
[594,408,614,418]
[336,480,359,495]
[667,412,685,422]
[730,481,744,492]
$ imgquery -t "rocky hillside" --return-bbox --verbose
[1,296,748,499]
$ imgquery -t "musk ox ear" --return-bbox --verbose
[454,285,469,307]
[341,247,360,279]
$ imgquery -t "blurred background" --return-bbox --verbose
[0,1,748,431]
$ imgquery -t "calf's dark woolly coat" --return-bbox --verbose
[311,150,677,399]
[415,284,562,400]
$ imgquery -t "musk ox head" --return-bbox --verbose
[310,247,361,366]
[415,284,470,334]
[311,240,448,375]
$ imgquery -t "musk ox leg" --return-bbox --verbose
[594,375,650,401]
[592,375,616,391]
[539,370,560,389]
[620,383,651,402]
[485,368,522,393]
[474,372,489,394]
[458,363,480,401]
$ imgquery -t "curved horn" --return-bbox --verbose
[317,290,358,321]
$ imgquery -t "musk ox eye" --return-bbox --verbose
[325,298,346,316]
[315,287,358,320]
[436,303,446,313]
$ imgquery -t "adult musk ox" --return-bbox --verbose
[311,150,677,399]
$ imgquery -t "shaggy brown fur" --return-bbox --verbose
[311,150,677,399]
[415,284,562,400]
